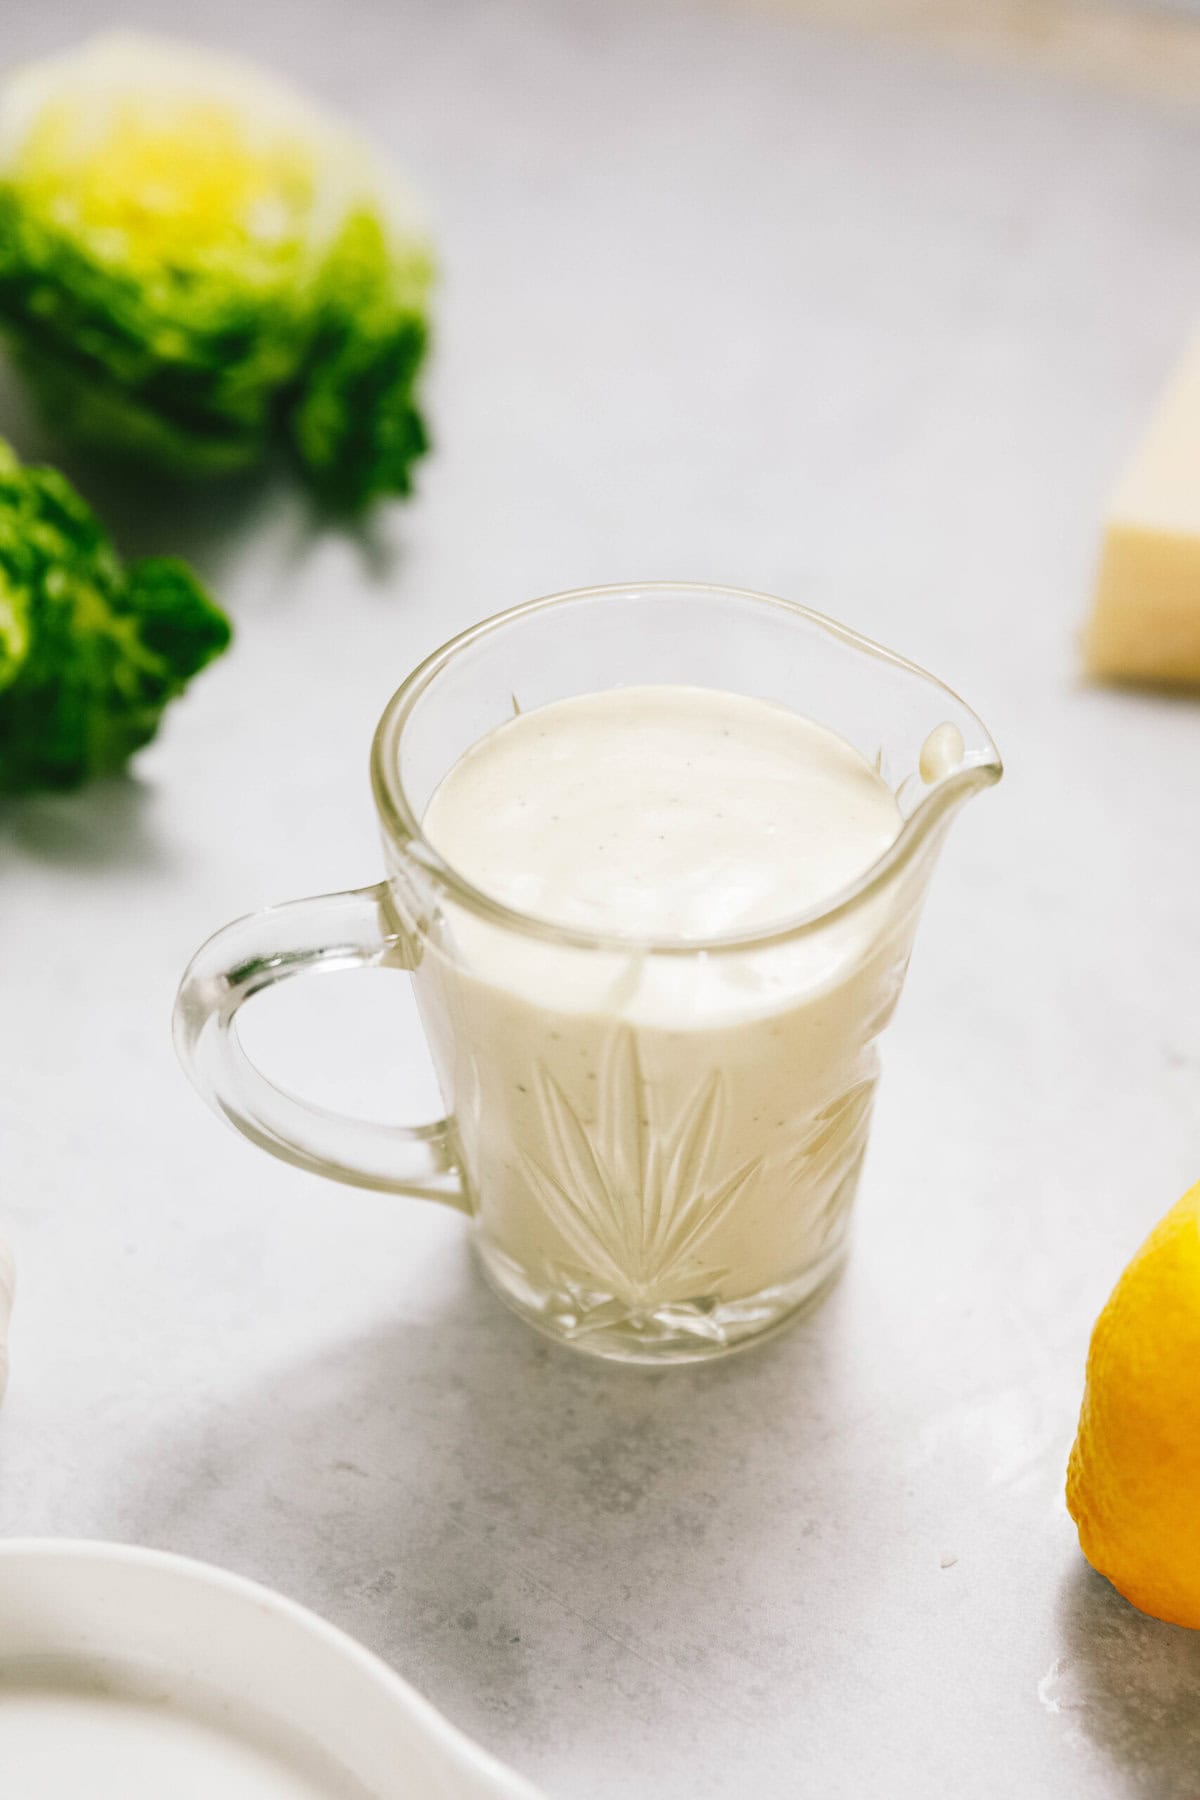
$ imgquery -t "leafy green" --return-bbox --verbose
[0,438,231,793]
[286,209,430,508]
[0,34,433,509]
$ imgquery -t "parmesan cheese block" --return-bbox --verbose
[1085,330,1200,686]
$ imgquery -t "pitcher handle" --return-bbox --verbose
[173,882,468,1209]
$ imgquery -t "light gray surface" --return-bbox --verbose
[2,1,1200,1794]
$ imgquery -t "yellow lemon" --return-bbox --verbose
[1067,1179,1200,1628]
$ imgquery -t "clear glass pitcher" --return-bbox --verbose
[175,584,1002,1363]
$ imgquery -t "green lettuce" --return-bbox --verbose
[0,34,433,508]
[0,438,231,792]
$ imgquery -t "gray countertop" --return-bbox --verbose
[3,1,1200,1794]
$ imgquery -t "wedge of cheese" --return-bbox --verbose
[1086,330,1200,686]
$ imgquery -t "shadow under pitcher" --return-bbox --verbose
[174,583,1002,1364]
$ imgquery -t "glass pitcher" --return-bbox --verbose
[175,583,1002,1363]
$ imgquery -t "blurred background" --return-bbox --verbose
[2,1,1200,1796]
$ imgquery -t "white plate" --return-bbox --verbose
[0,1541,544,1800]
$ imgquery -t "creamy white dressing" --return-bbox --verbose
[412,684,919,1342]
[423,685,900,939]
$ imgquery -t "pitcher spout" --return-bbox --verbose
[902,709,1001,820]
[896,707,1003,861]
[811,662,1001,942]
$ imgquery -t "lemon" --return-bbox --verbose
[1067,1179,1200,1628]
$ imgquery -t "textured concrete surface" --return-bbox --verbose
[738,0,1200,105]
[2,1,1200,1795]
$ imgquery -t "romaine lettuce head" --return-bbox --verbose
[0,437,231,792]
[0,34,433,507]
